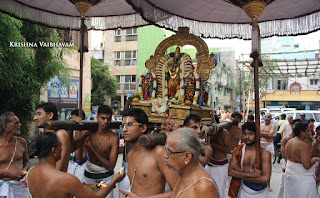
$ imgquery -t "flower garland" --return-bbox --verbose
[156,54,171,99]
[150,98,167,113]
[138,70,157,100]
[181,71,200,105]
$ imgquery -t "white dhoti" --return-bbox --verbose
[118,161,130,198]
[284,160,317,198]
[205,158,229,197]
[276,161,287,198]
[83,161,114,198]
[238,180,268,198]
[0,180,27,198]
[260,141,274,155]
[68,155,89,183]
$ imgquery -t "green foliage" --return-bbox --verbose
[231,56,275,102]
[91,57,117,105]
[0,13,70,136]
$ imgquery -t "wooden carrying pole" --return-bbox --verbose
[251,20,262,169]
[44,120,121,131]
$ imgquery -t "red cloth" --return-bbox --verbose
[228,143,245,198]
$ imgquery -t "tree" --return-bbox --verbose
[0,13,70,136]
[91,57,117,105]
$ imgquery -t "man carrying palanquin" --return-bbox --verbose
[183,114,213,167]
[121,108,179,197]
[33,102,70,172]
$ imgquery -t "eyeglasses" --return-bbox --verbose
[120,122,143,129]
[165,146,186,155]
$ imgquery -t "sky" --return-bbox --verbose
[204,30,320,59]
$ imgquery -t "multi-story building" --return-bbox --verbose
[243,37,320,110]
[91,26,167,110]
[40,30,92,119]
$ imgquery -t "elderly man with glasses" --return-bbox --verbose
[164,128,219,198]
[120,108,179,198]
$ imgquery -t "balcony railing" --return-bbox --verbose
[116,82,137,92]
[125,35,137,41]
[114,59,137,66]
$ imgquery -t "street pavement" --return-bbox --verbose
[30,154,285,198]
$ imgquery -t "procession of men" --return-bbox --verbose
[1,102,320,198]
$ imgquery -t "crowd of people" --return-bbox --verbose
[0,102,320,198]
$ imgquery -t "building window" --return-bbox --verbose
[224,88,229,96]
[116,75,137,91]
[114,30,121,42]
[114,51,137,66]
[125,28,138,41]
[218,86,222,95]
[114,28,137,42]
[277,79,288,90]
[310,79,319,85]
[58,30,78,47]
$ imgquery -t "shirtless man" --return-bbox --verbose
[164,128,219,198]
[228,122,271,198]
[121,108,178,197]
[27,132,125,198]
[33,102,70,172]
[229,111,243,151]
[259,113,275,191]
[183,114,213,166]
[81,105,119,198]
[0,112,29,198]
[67,109,89,182]
[284,122,320,198]
[207,120,231,197]
[276,119,297,198]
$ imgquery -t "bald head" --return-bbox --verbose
[264,113,272,124]
[168,128,205,158]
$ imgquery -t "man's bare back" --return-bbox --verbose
[210,129,231,160]
[286,137,312,166]
[28,132,125,198]
[228,124,242,151]
[55,130,71,172]
[172,166,219,198]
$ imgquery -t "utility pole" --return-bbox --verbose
[239,66,242,110]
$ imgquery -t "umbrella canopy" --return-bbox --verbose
[0,0,148,30]
[127,0,320,39]
[1,0,319,39]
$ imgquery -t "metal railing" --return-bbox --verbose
[116,82,137,92]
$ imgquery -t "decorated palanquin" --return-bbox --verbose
[132,27,216,125]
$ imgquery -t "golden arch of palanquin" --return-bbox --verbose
[132,27,217,125]
[145,27,216,82]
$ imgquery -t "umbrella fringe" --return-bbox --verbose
[128,0,320,40]
[0,0,149,30]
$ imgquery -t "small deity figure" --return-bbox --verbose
[185,72,196,102]
[142,73,152,99]
[166,47,181,99]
